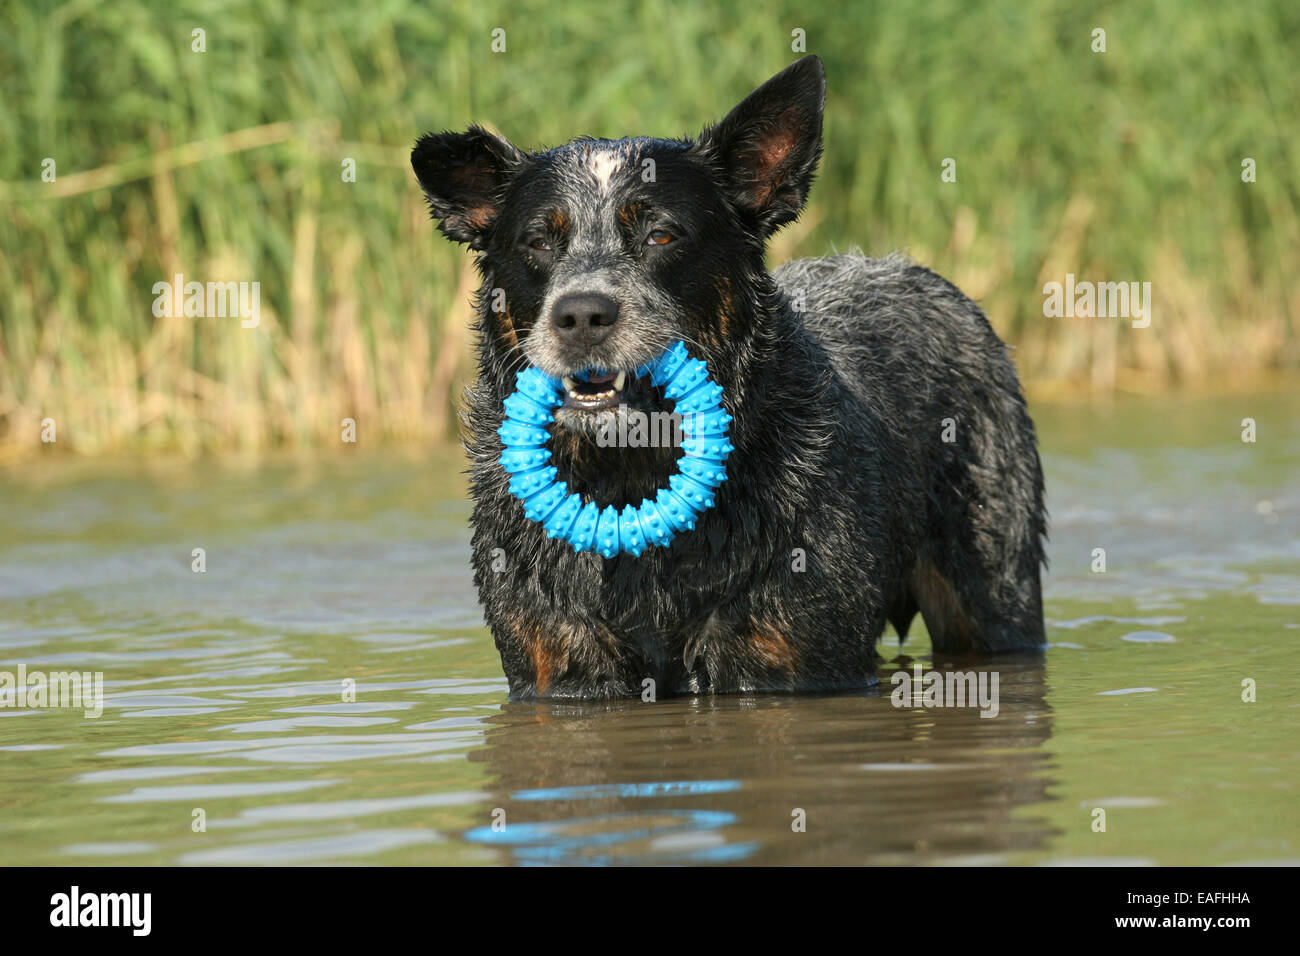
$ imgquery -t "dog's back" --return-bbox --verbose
[776,252,1047,654]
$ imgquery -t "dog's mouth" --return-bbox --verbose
[560,368,652,411]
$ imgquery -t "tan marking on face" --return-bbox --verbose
[496,306,519,350]
[617,202,644,229]
[546,209,571,234]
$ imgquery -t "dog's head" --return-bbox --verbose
[412,55,824,439]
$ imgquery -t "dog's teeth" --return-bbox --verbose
[562,376,577,391]
[613,371,627,391]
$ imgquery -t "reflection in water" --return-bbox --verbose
[469,656,1056,865]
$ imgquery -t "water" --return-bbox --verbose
[2,394,1297,865]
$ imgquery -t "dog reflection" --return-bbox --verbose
[466,657,1056,865]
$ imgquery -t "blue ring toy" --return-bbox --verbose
[496,341,732,558]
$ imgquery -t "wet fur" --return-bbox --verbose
[412,56,1047,699]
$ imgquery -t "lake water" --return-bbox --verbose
[1,393,1297,865]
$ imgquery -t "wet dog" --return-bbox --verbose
[412,55,1047,699]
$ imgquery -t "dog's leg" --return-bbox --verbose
[911,558,979,653]
[919,394,1047,656]
[679,601,883,694]
[492,612,642,700]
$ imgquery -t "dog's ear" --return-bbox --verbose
[411,125,523,249]
[698,55,825,235]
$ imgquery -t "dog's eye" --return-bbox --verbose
[646,230,674,246]
[528,238,552,252]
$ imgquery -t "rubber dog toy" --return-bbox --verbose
[496,341,732,557]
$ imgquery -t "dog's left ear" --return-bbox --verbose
[698,55,826,235]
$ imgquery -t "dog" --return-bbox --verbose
[412,55,1047,700]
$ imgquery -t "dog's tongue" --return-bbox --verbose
[585,371,618,385]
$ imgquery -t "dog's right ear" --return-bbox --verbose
[411,126,523,250]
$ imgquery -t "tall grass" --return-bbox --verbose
[2,0,1297,458]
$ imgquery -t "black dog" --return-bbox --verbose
[412,55,1047,700]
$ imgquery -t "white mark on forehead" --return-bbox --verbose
[586,149,625,195]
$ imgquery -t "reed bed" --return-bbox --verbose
[2,0,1296,458]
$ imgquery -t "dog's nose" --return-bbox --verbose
[551,292,619,346]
